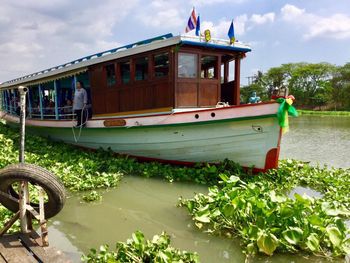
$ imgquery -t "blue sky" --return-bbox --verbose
[1,0,349,84]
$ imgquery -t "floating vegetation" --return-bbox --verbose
[82,230,199,263]
[82,190,102,202]
[179,160,350,258]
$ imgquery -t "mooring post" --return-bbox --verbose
[18,86,30,233]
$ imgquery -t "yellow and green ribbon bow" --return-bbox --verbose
[276,97,298,133]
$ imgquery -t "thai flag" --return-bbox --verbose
[185,8,197,33]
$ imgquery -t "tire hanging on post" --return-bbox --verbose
[0,163,66,219]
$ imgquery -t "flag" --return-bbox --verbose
[228,20,235,44]
[195,15,200,36]
[185,8,197,33]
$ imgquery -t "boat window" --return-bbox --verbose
[105,64,116,87]
[135,57,148,81]
[178,53,197,78]
[201,55,217,79]
[120,61,130,84]
[154,53,169,77]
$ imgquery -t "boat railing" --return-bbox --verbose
[1,102,76,120]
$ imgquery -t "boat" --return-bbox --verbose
[0,33,286,171]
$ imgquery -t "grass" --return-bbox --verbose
[298,110,350,116]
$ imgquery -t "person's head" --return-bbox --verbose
[76,81,84,89]
[66,99,72,106]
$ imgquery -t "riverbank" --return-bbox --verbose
[298,109,350,116]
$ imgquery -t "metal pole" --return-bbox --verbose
[18,85,30,233]
[38,84,44,120]
[54,80,59,120]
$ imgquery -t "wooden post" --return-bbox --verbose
[224,61,229,83]
[233,58,241,105]
[18,86,30,233]
[38,186,49,246]
[19,182,29,233]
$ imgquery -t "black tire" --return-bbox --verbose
[0,163,66,218]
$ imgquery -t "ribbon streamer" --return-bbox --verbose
[276,97,298,133]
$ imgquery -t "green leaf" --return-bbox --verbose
[222,204,235,217]
[282,227,303,245]
[308,215,323,226]
[194,214,211,223]
[326,226,343,247]
[270,190,287,203]
[257,232,278,256]
[305,233,320,252]
[321,202,350,216]
[342,238,350,254]
[227,175,240,184]
[132,231,145,245]
[219,173,229,182]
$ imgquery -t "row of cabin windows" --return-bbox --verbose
[104,52,169,87]
[178,53,218,79]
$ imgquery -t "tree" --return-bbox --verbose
[331,63,350,110]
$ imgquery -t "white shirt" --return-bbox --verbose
[73,88,87,110]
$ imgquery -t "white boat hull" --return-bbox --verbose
[1,102,282,171]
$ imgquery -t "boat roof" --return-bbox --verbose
[0,33,251,89]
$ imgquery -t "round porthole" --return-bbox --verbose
[211,112,215,117]
[195,114,199,119]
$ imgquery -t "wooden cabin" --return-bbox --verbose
[0,34,250,120]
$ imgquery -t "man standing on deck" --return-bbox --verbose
[73,81,88,127]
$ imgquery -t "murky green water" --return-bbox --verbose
[280,115,350,168]
[49,116,349,262]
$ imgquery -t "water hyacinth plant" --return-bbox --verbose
[179,170,350,258]
[82,230,199,263]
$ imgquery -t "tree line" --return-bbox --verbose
[241,62,350,110]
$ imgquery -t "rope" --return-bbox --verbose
[71,105,89,143]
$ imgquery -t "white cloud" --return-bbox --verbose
[0,0,139,81]
[201,15,247,39]
[281,4,305,21]
[280,4,350,40]
[250,13,275,25]
[137,0,183,28]
[306,14,350,39]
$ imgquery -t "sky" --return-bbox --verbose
[1,0,350,84]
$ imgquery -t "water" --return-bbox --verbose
[49,177,246,262]
[48,115,349,262]
[280,115,350,168]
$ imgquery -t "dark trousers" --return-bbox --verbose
[75,109,86,127]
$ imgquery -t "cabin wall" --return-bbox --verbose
[89,48,174,115]
[174,46,242,108]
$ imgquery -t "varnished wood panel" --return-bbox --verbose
[199,82,219,107]
[154,80,173,108]
[176,82,197,107]
[90,66,107,114]
[106,90,119,113]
